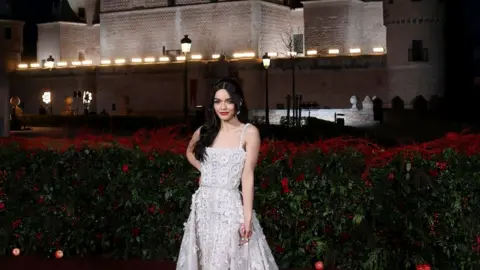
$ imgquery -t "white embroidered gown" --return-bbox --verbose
[176,124,278,270]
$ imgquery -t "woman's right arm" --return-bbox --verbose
[186,127,202,171]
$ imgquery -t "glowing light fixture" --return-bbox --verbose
[349,48,361,54]
[100,60,111,65]
[262,53,271,69]
[232,52,255,58]
[114,59,126,64]
[191,54,202,60]
[180,35,192,54]
[328,49,340,54]
[306,50,318,56]
[18,64,28,69]
[45,55,55,69]
[42,91,51,104]
[373,47,385,53]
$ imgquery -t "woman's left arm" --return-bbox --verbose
[241,125,261,226]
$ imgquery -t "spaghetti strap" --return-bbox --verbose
[239,123,250,149]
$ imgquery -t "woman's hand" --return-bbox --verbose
[239,222,252,245]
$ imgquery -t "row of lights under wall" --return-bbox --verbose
[17,47,385,70]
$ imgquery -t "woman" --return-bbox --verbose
[176,78,278,269]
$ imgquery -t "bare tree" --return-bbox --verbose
[279,27,303,126]
[279,27,303,57]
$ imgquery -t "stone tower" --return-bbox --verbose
[0,0,24,72]
[384,0,446,107]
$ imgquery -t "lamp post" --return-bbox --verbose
[181,35,192,124]
[45,55,55,70]
[262,53,270,125]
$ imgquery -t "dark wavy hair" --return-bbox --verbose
[193,78,248,162]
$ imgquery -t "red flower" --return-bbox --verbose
[295,174,305,182]
[436,161,447,170]
[148,205,156,214]
[131,227,140,237]
[122,164,129,173]
[429,170,438,177]
[280,177,290,193]
[37,196,44,204]
[158,209,165,215]
[12,219,21,229]
[361,170,369,181]
[387,173,395,181]
[416,264,431,270]
[0,202,5,210]
[36,232,43,240]
[445,132,459,141]
[315,166,322,175]
[275,245,285,253]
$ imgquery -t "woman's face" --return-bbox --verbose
[214,89,237,121]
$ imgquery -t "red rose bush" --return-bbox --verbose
[0,127,479,269]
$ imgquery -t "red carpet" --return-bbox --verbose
[0,256,309,270]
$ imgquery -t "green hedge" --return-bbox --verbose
[0,134,479,269]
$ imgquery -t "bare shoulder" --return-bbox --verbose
[191,126,203,140]
[244,124,260,140]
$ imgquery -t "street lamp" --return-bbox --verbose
[262,53,270,125]
[45,55,55,70]
[181,35,192,124]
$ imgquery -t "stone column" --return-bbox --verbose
[0,74,9,137]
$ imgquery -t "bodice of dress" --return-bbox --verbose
[199,124,250,191]
[199,147,246,190]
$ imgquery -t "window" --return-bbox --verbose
[78,8,85,19]
[4,27,11,40]
[408,40,428,62]
[293,34,304,54]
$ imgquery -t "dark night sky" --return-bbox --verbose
[9,0,480,59]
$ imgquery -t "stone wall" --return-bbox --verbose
[37,22,100,64]
[99,0,292,59]
[10,55,388,117]
[100,1,258,58]
[0,20,24,72]
[384,0,446,103]
[302,0,385,54]
[258,2,292,55]
[362,1,385,52]
[37,23,60,63]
